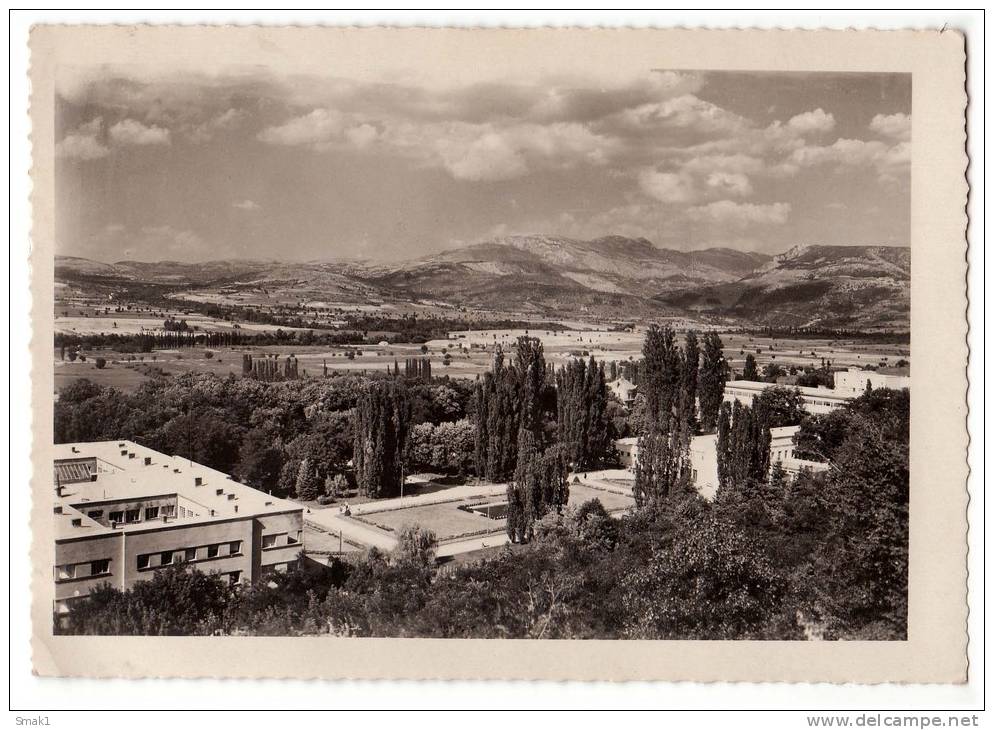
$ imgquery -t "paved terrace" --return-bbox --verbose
[301,471,635,560]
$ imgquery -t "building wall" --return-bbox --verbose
[723,380,851,415]
[834,368,911,397]
[689,435,719,501]
[54,532,124,609]
[120,518,255,588]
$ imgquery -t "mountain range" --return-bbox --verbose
[55,235,910,329]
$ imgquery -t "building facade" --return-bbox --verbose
[723,380,854,415]
[615,424,828,502]
[607,377,638,407]
[833,366,911,397]
[52,441,304,623]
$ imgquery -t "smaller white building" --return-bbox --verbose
[833,366,911,397]
[608,377,638,407]
[614,423,828,502]
[615,437,639,469]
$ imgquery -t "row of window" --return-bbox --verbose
[88,504,178,524]
[55,558,111,582]
[137,540,242,571]
[261,531,301,549]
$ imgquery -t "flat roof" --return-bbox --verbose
[725,380,854,400]
[53,440,299,541]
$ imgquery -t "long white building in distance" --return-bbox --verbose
[724,366,910,415]
[52,440,303,624]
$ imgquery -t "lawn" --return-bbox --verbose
[358,500,500,541]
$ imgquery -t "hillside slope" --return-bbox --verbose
[655,244,910,330]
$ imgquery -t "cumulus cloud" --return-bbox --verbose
[232,200,260,211]
[705,171,753,197]
[431,121,612,181]
[869,112,911,141]
[687,200,791,227]
[109,119,171,146]
[258,108,344,147]
[788,137,910,182]
[56,117,109,160]
[637,170,696,203]
[787,108,836,134]
[344,123,379,149]
[188,108,248,143]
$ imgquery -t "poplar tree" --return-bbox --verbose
[679,330,700,430]
[353,380,410,498]
[698,331,728,432]
[742,353,759,381]
[641,324,682,434]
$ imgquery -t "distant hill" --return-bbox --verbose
[655,244,910,330]
[358,235,772,314]
[55,239,909,328]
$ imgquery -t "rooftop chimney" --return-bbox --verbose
[128,452,136,459]
[53,506,63,514]
[71,446,79,454]
[71,518,82,527]
[194,476,203,486]
[144,457,152,466]
[234,505,238,513]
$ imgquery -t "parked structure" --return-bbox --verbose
[52,441,303,624]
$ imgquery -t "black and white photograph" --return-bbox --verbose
[23,24,971,690]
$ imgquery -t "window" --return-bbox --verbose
[87,510,103,520]
[91,559,110,576]
[229,541,242,555]
[145,506,159,520]
[262,534,278,549]
[137,554,150,570]
[56,564,75,580]
[227,571,241,585]
[162,505,176,518]
[185,547,197,562]
[206,544,219,559]
[287,531,300,545]
[109,510,124,523]
[125,508,141,523]
[160,551,175,565]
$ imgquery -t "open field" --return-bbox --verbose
[54,325,911,395]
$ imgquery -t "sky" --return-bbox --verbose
[55,68,910,263]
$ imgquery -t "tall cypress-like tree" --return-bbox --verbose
[715,399,771,498]
[353,380,410,498]
[555,356,611,469]
[679,330,700,431]
[698,331,727,432]
[633,415,691,509]
[641,324,682,434]
[742,353,759,381]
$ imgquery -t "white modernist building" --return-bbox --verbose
[723,380,852,415]
[52,441,304,624]
[615,424,828,502]
[833,366,911,397]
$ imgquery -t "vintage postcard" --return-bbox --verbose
[29,26,968,682]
